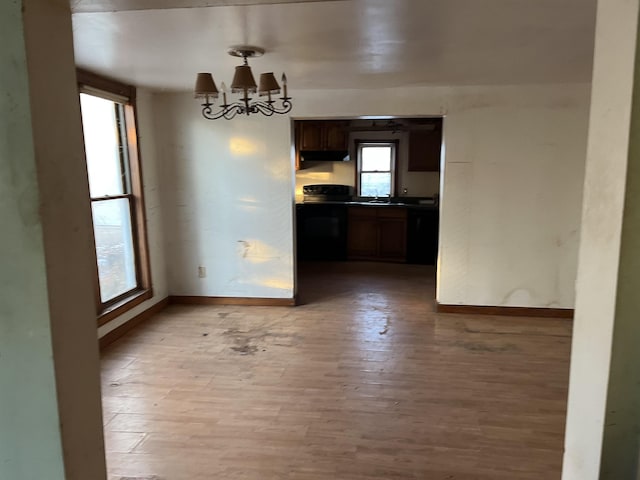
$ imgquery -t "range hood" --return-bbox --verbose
[301,150,350,162]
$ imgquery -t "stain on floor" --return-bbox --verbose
[223,326,303,354]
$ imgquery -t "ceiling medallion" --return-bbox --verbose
[194,45,292,120]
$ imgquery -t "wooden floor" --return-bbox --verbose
[101,261,572,480]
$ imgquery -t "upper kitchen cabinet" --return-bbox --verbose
[295,120,350,170]
[299,122,322,150]
[297,121,349,151]
[408,118,443,172]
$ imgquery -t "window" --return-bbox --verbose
[78,72,151,323]
[357,141,398,197]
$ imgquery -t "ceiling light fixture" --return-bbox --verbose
[194,46,292,120]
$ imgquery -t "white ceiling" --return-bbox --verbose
[71,0,597,92]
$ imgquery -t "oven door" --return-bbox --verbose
[296,204,347,261]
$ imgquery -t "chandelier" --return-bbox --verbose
[194,46,292,120]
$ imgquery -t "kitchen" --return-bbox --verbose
[294,118,442,300]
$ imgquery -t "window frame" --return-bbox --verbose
[355,139,399,198]
[77,69,152,326]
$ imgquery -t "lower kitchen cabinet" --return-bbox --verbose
[347,216,378,258]
[347,207,407,262]
[378,217,407,260]
[296,203,437,264]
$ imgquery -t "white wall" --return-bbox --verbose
[155,94,295,299]
[436,86,589,308]
[562,0,640,478]
[155,83,589,308]
[98,88,169,338]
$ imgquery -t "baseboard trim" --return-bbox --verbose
[436,303,574,319]
[99,297,169,350]
[169,296,297,307]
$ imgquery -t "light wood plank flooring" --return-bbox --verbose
[101,261,572,480]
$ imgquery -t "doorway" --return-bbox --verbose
[293,117,443,306]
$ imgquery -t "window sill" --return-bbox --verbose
[98,288,153,327]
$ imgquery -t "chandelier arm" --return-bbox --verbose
[251,102,277,117]
[201,102,249,120]
[223,103,244,120]
[251,98,293,116]
[279,98,293,114]
[200,98,292,120]
[202,103,231,120]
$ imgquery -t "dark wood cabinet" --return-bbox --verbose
[297,121,349,151]
[347,208,378,258]
[299,122,323,150]
[347,207,407,262]
[408,120,442,172]
[378,219,407,261]
[295,120,350,170]
[296,204,436,264]
[324,123,348,150]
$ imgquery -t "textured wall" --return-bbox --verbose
[436,87,589,308]
[155,83,589,308]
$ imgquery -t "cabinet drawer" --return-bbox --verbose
[348,207,377,218]
[377,207,407,219]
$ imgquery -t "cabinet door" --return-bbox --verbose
[378,218,407,261]
[408,126,442,172]
[347,210,378,259]
[324,122,348,150]
[347,217,378,258]
[299,122,323,150]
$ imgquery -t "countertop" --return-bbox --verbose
[296,200,439,210]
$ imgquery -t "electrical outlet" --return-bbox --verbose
[198,266,206,278]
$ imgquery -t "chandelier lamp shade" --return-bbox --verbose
[194,46,292,120]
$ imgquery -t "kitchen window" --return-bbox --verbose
[78,71,151,324]
[356,141,398,197]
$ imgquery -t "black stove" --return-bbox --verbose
[302,184,352,203]
[297,186,349,261]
